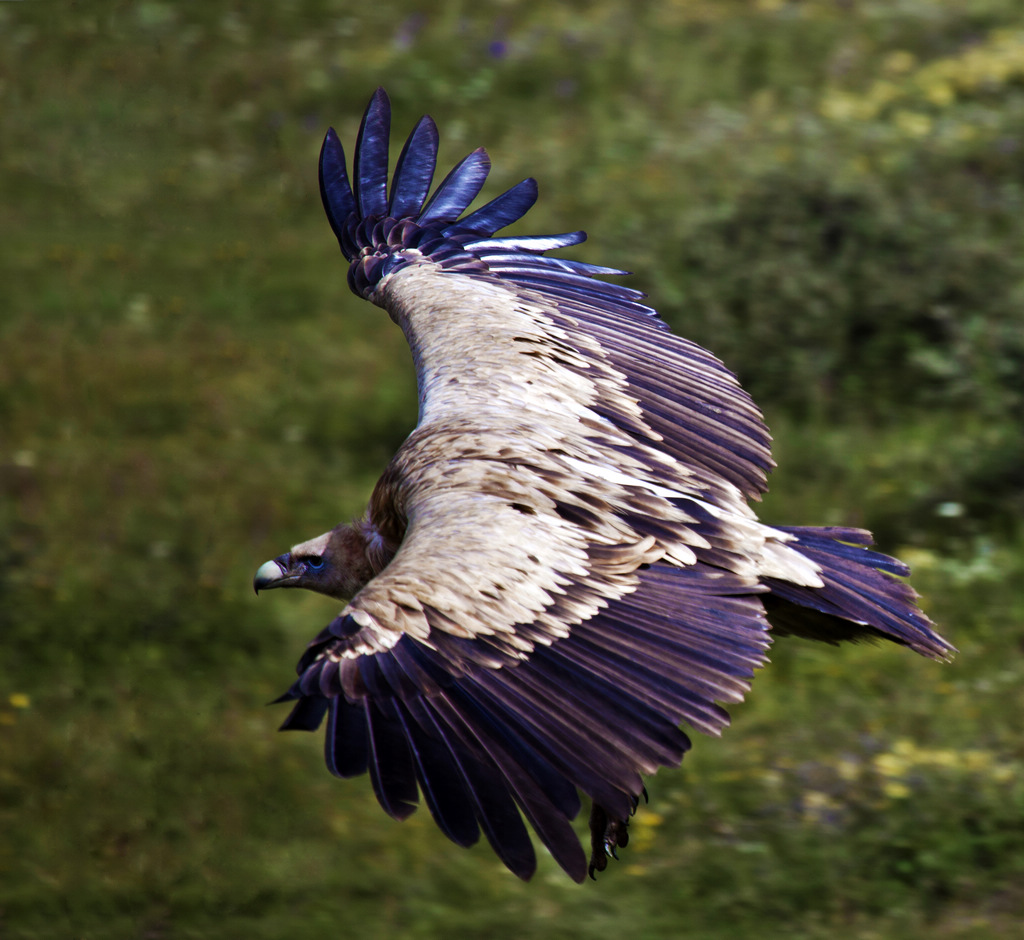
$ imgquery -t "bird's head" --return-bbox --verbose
[253,523,375,601]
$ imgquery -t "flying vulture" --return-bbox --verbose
[254,88,953,882]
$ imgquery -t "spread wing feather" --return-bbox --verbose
[318,128,354,244]
[353,88,391,218]
[419,149,492,225]
[391,699,481,848]
[388,115,438,218]
[452,180,539,236]
[273,88,952,881]
[322,695,366,776]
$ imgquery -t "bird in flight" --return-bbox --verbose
[254,88,953,882]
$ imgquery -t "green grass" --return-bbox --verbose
[2,1,1024,937]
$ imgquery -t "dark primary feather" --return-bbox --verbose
[451,178,539,235]
[353,87,391,219]
[318,128,354,244]
[259,88,954,885]
[419,149,492,225]
[388,115,439,219]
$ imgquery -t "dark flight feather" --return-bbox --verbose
[451,178,539,235]
[353,87,391,219]
[419,149,492,225]
[388,115,439,219]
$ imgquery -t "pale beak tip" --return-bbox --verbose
[253,559,285,594]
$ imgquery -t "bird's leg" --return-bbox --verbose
[587,804,630,879]
[587,789,649,879]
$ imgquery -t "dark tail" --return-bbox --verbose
[761,526,954,660]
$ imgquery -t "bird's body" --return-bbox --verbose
[254,89,953,882]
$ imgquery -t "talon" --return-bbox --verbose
[588,799,635,878]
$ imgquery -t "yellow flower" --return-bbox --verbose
[925,82,955,107]
[874,752,907,778]
[836,758,861,782]
[819,93,859,123]
[866,80,900,111]
[883,781,911,800]
[883,50,917,76]
[893,110,932,138]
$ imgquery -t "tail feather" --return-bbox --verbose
[763,526,954,660]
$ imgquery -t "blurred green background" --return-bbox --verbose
[2,1,1023,937]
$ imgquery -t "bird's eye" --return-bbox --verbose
[305,557,325,571]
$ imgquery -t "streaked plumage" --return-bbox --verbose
[254,89,953,882]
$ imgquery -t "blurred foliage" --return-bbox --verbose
[1,0,1023,937]
[672,176,1022,417]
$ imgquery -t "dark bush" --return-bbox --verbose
[667,172,1023,419]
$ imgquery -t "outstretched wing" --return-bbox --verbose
[283,476,773,882]
[323,88,774,503]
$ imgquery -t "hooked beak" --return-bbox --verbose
[253,554,299,594]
